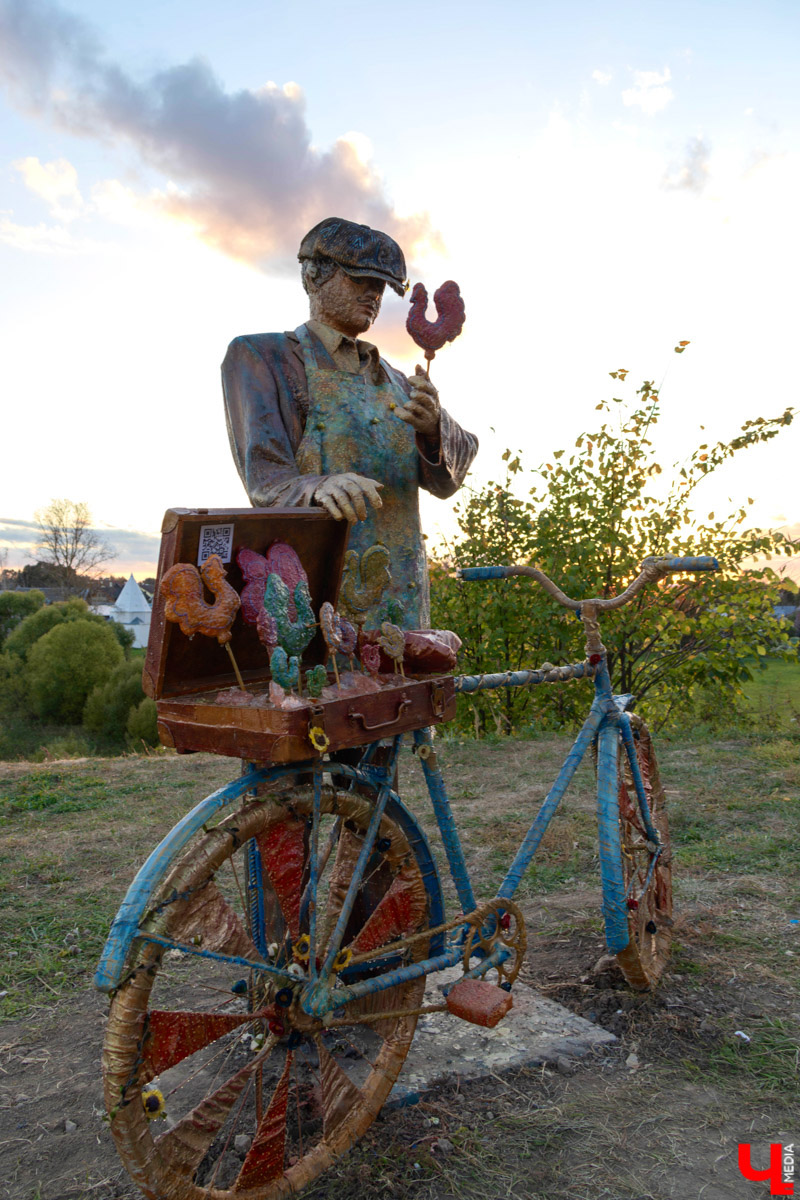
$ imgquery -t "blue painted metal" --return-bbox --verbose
[137,933,293,982]
[96,753,446,995]
[458,565,512,580]
[245,837,267,958]
[307,763,322,981]
[310,945,465,1013]
[448,943,511,988]
[455,662,595,693]
[94,765,273,992]
[316,737,403,981]
[618,712,661,846]
[645,555,719,572]
[596,721,630,954]
[497,701,605,900]
[413,727,477,916]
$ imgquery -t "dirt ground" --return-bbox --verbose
[1,914,796,1199]
[1,736,798,1199]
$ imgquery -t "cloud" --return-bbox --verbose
[0,516,161,574]
[13,154,83,218]
[592,70,612,86]
[622,67,674,116]
[0,0,436,270]
[663,136,711,194]
[0,214,92,252]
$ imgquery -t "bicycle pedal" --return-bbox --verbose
[445,979,513,1028]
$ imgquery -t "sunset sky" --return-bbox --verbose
[1,0,798,579]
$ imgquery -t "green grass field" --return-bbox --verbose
[740,655,800,731]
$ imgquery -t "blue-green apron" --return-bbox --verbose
[294,323,428,628]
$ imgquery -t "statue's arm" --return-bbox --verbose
[222,334,323,507]
[385,363,478,499]
[418,405,479,499]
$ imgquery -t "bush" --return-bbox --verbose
[0,591,45,647]
[431,365,796,735]
[126,697,159,748]
[26,620,124,723]
[35,732,92,762]
[0,650,30,717]
[84,660,146,744]
[4,598,133,661]
[5,598,95,660]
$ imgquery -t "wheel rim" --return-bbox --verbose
[103,785,431,1199]
[616,721,673,990]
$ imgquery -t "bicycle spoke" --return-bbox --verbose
[347,864,428,956]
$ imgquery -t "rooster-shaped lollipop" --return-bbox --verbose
[160,554,246,689]
[406,280,466,377]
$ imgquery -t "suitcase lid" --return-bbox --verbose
[143,507,350,699]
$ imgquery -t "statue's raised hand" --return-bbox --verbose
[396,366,441,437]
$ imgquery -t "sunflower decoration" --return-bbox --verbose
[141,1088,167,1121]
[293,934,311,963]
[309,724,330,753]
[332,948,352,974]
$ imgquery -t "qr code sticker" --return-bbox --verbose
[197,524,234,566]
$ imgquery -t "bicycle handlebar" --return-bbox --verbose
[458,555,720,613]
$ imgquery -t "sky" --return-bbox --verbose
[0,0,798,581]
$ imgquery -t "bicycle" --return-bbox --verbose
[95,552,717,1200]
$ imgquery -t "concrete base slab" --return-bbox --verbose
[387,967,615,1107]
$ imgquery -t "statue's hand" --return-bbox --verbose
[396,366,441,437]
[313,474,384,523]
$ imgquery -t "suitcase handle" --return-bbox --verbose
[348,696,411,731]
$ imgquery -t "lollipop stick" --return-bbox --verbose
[224,642,247,692]
[330,653,340,687]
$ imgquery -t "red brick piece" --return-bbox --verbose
[445,979,513,1028]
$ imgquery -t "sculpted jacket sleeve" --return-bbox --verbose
[222,334,328,507]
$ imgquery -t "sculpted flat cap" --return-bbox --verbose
[298,217,408,297]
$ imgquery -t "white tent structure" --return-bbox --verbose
[111,575,152,649]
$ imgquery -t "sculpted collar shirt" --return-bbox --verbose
[222,321,478,509]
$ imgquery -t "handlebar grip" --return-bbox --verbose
[644,555,720,572]
[458,566,512,580]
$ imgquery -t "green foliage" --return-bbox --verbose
[0,590,45,647]
[126,697,159,748]
[26,620,124,723]
[83,659,146,744]
[431,371,796,734]
[4,597,92,659]
[0,649,31,717]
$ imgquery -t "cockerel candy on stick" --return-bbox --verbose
[406,280,466,378]
[159,554,246,690]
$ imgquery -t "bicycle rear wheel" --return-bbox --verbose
[103,783,435,1199]
[615,718,673,990]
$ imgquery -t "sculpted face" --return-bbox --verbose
[309,268,385,336]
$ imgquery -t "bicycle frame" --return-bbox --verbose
[97,553,716,1016]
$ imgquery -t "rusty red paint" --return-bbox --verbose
[445,979,513,1028]
[256,817,307,939]
[348,872,426,955]
[235,1054,292,1189]
[144,1010,258,1077]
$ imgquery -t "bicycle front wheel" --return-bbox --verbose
[103,782,436,1199]
[615,718,673,990]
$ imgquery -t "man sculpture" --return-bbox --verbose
[222,217,478,627]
